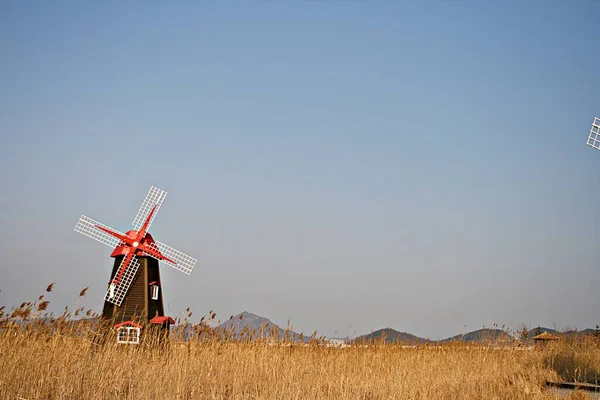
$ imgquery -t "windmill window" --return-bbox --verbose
[117,327,140,344]
[151,285,159,300]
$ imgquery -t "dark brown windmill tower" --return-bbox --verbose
[74,186,197,344]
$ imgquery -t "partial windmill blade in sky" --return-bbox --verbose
[132,186,167,231]
[586,117,600,150]
[75,215,126,249]
[105,255,141,307]
[144,240,197,275]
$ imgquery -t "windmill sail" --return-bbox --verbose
[144,240,197,275]
[132,186,167,231]
[587,117,600,150]
[104,255,141,307]
[75,215,125,249]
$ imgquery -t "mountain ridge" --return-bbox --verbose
[214,314,600,344]
[352,326,600,344]
[217,311,315,343]
[353,328,431,344]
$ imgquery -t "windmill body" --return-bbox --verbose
[74,186,197,344]
[101,252,164,323]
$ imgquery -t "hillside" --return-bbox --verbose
[353,328,430,344]
[570,328,598,336]
[217,312,312,343]
[554,328,598,338]
[441,328,515,344]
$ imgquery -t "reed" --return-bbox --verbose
[2,286,594,399]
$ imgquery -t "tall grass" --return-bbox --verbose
[544,335,600,385]
[1,286,595,399]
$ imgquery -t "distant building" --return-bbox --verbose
[327,338,350,348]
[532,331,560,347]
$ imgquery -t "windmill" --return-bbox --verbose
[587,116,600,150]
[74,186,197,344]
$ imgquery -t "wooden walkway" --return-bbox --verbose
[546,380,600,397]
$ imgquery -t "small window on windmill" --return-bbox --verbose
[150,281,160,300]
[117,326,140,344]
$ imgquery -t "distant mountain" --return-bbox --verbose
[441,328,515,344]
[353,328,430,344]
[555,328,598,338]
[217,312,313,343]
[572,328,598,336]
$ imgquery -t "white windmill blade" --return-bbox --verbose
[105,255,141,307]
[586,116,600,150]
[144,240,197,275]
[75,215,125,249]
[132,186,167,231]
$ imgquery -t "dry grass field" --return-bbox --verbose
[1,289,599,399]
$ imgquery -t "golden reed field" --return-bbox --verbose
[2,286,600,399]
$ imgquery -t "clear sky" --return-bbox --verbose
[1,0,599,340]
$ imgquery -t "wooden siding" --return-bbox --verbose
[146,258,164,319]
[101,256,166,324]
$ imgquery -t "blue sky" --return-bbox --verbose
[1,0,599,340]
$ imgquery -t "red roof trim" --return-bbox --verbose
[150,316,175,325]
[114,321,143,329]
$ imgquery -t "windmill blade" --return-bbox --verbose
[587,117,600,150]
[132,186,167,231]
[104,255,141,307]
[144,240,197,275]
[75,215,125,249]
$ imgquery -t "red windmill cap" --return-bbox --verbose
[150,316,175,325]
